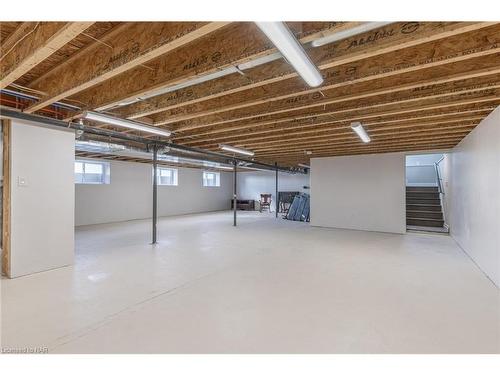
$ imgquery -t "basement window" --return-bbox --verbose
[75,160,110,184]
[156,167,178,186]
[202,171,220,187]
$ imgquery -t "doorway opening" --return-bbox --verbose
[405,153,448,234]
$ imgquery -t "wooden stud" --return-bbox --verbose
[1,119,11,277]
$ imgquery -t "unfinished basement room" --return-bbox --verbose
[1,2,499,367]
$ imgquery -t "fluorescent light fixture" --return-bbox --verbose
[82,111,171,137]
[255,22,323,87]
[298,163,310,169]
[311,22,393,47]
[350,122,371,143]
[219,144,255,156]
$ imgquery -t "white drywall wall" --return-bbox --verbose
[75,160,233,226]
[310,153,406,234]
[9,120,75,277]
[236,170,310,209]
[448,107,500,287]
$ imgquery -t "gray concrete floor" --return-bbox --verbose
[1,211,499,353]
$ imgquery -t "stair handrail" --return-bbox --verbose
[434,157,445,195]
[434,156,448,230]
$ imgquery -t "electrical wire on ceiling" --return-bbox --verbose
[9,83,47,96]
[0,22,40,62]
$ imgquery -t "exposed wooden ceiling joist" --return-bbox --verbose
[259,143,458,165]
[258,137,465,159]
[198,119,481,151]
[66,22,360,114]
[171,88,500,141]
[145,24,500,126]
[176,104,496,146]
[172,67,500,143]
[0,22,94,90]
[1,21,498,165]
[23,22,230,113]
[251,128,475,154]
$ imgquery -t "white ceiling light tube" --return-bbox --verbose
[219,144,255,157]
[82,111,171,137]
[311,22,393,47]
[298,163,310,169]
[350,122,371,143]
[255,22,323,87]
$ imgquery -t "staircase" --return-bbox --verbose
[406,186,445,229]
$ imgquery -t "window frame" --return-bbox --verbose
[74,159,110,185]
[202,170,221,187]
[155,166,178,186]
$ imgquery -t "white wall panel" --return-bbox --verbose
[311,153,406,234]
[449,106,500,287]
[10,120,74,277]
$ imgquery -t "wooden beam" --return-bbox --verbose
[0,22,94,90]
[170,82,500,134]
[0,22,38,57]
[132,22,499,123]
[267,143,457,160]
[66,22,358,113]
[149,48,500,126]
[259,143,458,164]
[72,22,496,115]
[170,70,500,140]
[256,136,465,158]
[182,109,492,147]
[250,126,475,154]
[170,86,500,140]
[230,130,474,156]
[176,104,496,144]
[24,22,230,113]
[1,119,11,277]
[198,119,481,151]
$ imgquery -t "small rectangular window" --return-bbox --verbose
[75,160,110,184]
[155,167,178,186]
[203,171,220,187]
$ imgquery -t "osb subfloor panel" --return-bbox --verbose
[1,211,499,353]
